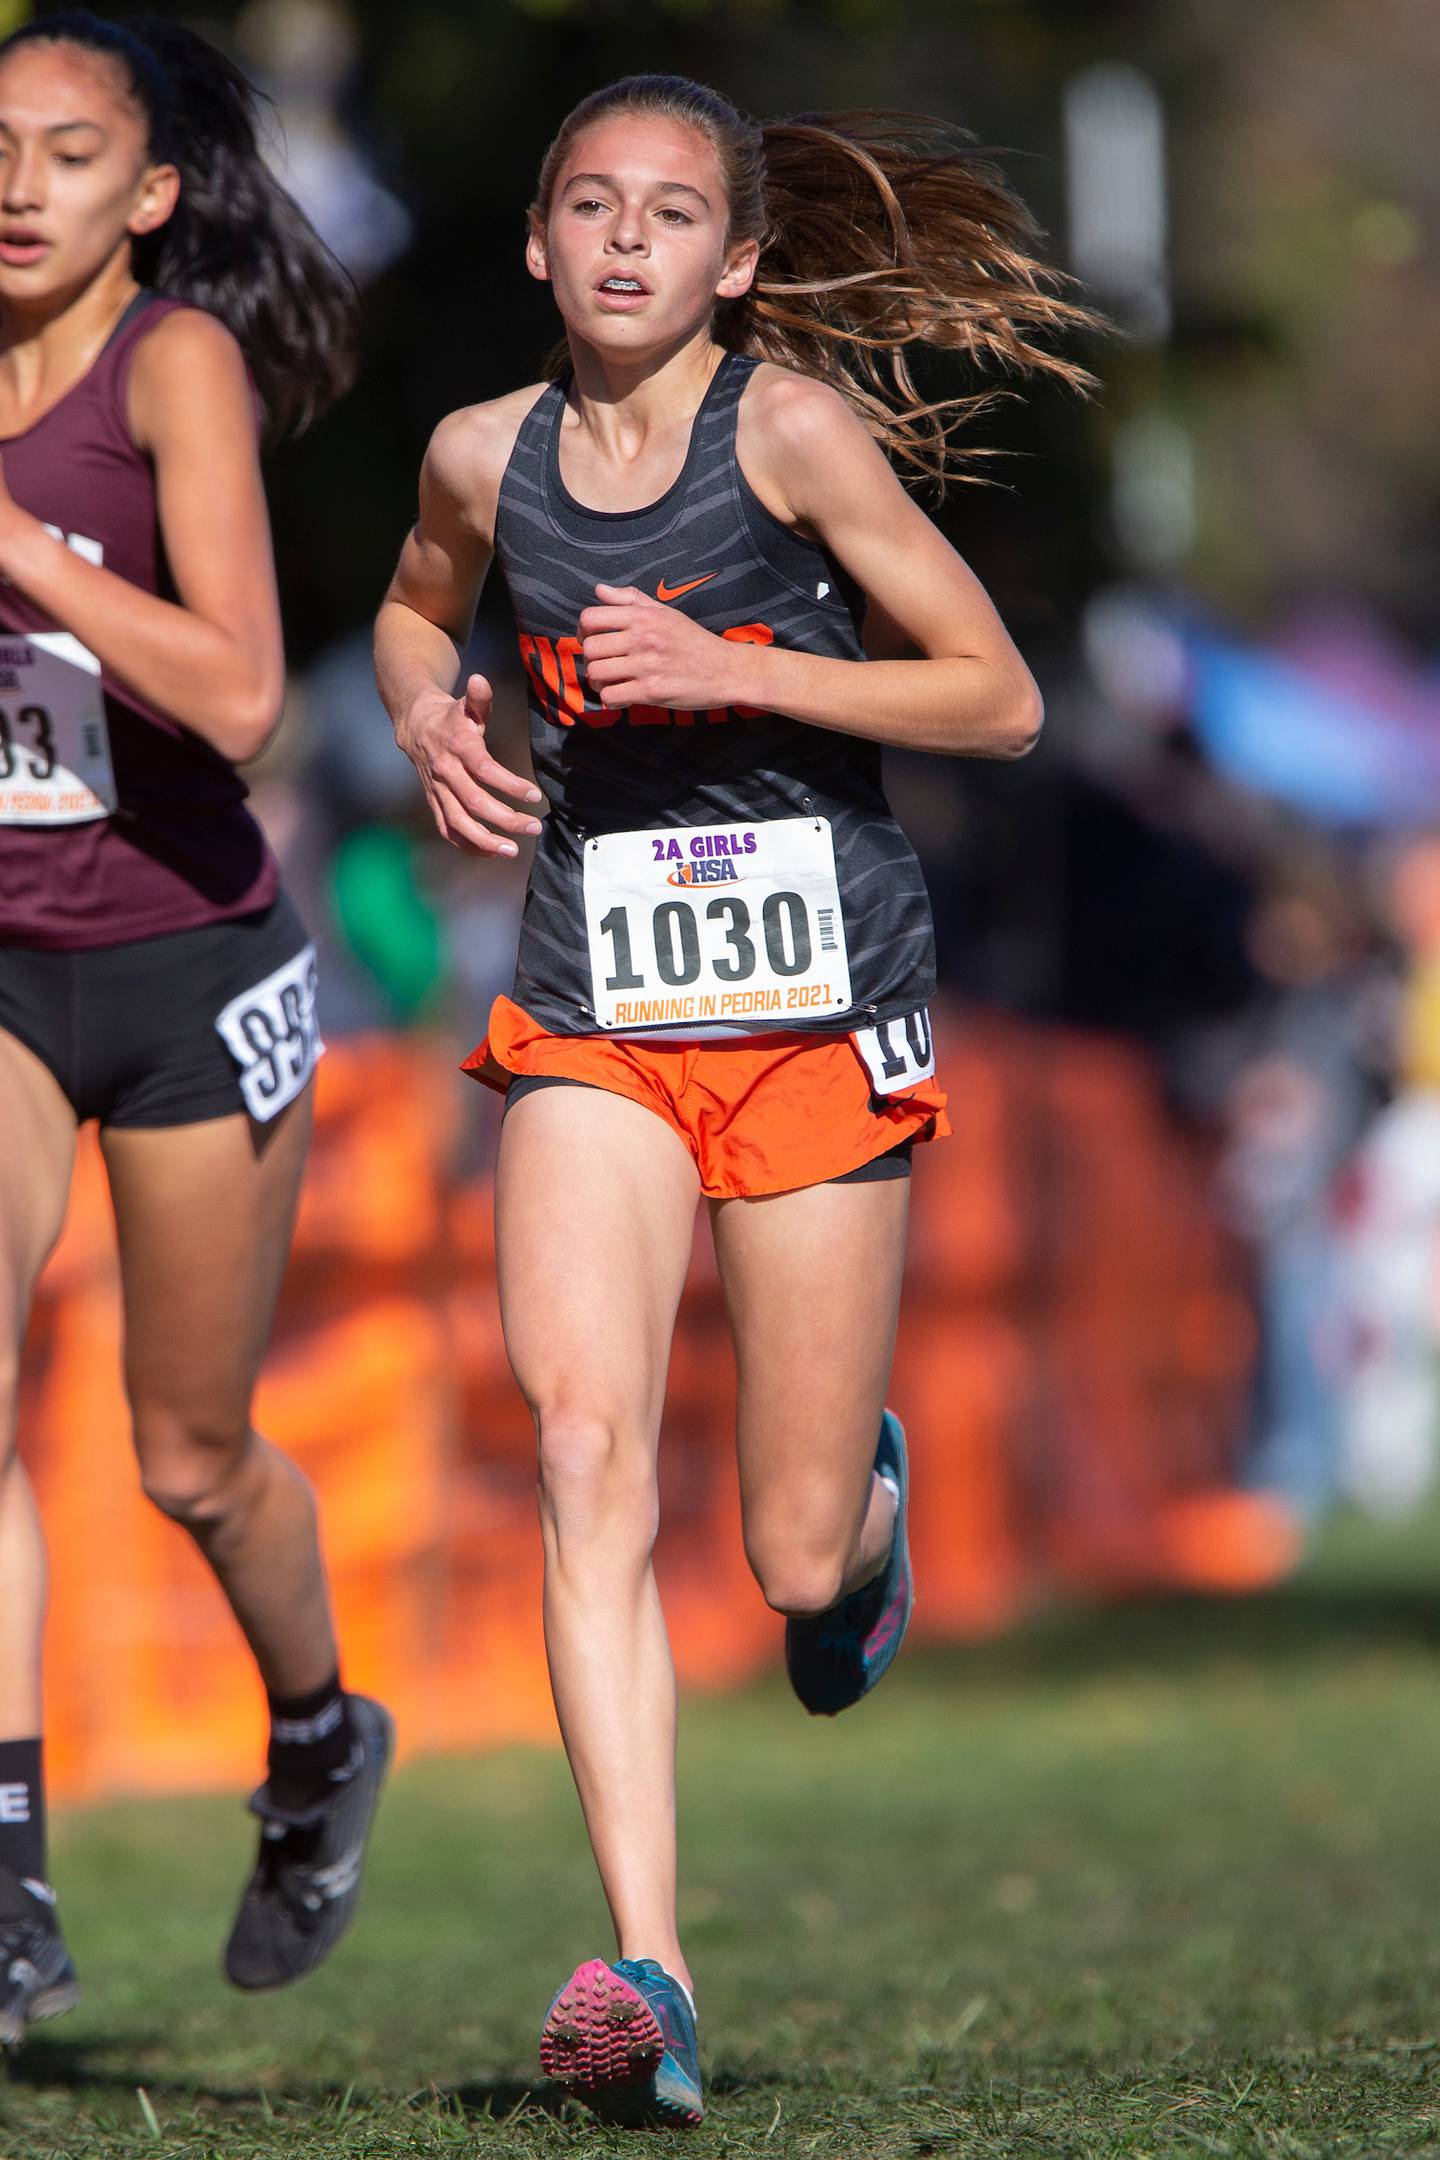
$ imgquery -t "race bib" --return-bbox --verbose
[215,944,323,1122]
[0,631,115,825]
[854,1007,936,1094]
[583,817,852,1031]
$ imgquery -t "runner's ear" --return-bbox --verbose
[716,234,759,302]
[526,218,551,284]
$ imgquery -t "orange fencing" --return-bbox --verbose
[18,1008,1297,1803]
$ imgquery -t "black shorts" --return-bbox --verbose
[503,1072,914,1182]
[0,891,322,1128]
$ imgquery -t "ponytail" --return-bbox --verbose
[0,13,357,439]
[533,77,1099,490]
[747,113,1098,485]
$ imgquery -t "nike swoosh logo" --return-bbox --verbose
[656,573,716,603]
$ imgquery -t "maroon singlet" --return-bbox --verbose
[0,290,278,949]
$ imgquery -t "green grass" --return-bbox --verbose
[9,1511,1440,2157]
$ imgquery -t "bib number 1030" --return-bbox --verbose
[583,818,852,1030]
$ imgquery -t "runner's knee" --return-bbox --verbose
[536,1410,659,1552]
[0,1353,20,1465]
[132,1404,258,1525]
[745,1528,849,1618]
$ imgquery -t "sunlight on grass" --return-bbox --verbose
[4,1503,1440,2155]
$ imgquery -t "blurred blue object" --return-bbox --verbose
[1187,623,1440,828]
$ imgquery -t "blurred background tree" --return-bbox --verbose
[178,0,1432,651]
[16,0,1440,1803]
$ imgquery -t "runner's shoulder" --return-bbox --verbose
[737,364,875,518]
[742,363,867,454]
[425,383,550,538]
[128,306,251,445]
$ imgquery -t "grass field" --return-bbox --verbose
[7,1511,1440,2158]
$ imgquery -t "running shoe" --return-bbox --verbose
[223,1692,393,1991]
[785,1409,913,1716]
[0,1869,79,2049]
[540,1956,703,2127]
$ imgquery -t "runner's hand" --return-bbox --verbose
[395,673,544,857]
[580,584,756,710]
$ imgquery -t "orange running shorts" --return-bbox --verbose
[463,994,950,1201]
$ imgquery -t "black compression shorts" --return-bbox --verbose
[503,1070,914,1182]
[0,891,320,1128]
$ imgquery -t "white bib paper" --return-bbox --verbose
[583,817,852,1031]
[854,1007,936,1094]
[215,943,324,1123]
[0,631,115,825]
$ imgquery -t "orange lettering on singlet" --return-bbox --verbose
[517,623,773,729]
[555,636,587,720]
[518,634,567,723]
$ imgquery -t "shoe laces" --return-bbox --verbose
[253,1817,329,1921]
[0,1918,54,1977]
[612,1960,696,2053]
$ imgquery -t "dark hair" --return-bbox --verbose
[0,11,357,438]
[532,75,1099,490]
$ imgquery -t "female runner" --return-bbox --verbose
[377,75,1089,2126]
[0,14,390,2041]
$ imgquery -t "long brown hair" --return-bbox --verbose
[531,75,1098,490]
[0,13,357,439]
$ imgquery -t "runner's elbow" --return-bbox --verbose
[989,673,1043,758]
[214,681,284,764]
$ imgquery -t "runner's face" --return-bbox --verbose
[0,43,178,307]
[530,114,757,354]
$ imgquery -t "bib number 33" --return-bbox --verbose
[0,632,115,825]
[214,944,323,1122]
[583,817,852,1031]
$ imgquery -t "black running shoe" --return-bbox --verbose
[0,1869,79,2048]
[223,1693,393,1992]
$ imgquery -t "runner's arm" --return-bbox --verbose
[581,376,1042,758]
[375,406,544,857]
[0,309,284,763]
[741,376,1041,755]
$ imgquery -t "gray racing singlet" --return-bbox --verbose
[493,352,936,1037]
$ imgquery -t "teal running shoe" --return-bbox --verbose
[785,1409,913,1716]
[540,1955,703,2127]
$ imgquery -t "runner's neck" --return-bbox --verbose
[564,332,725,464]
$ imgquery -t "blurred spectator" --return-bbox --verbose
[1334,838,1440,1512]
[1214,860,1389,1514]
[237,0,411,281]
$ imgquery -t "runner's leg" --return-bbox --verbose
[496,1083,699,1990]
[712,1175,910,1614]
[105,1097,393,1988]
[0,1030,76,1748]
[0,1029,82,2040]
[100,1093,337,1696]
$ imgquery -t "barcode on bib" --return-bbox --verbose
[214,944,323,1123]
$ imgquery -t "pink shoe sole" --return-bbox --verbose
[540,1958,664,2096]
